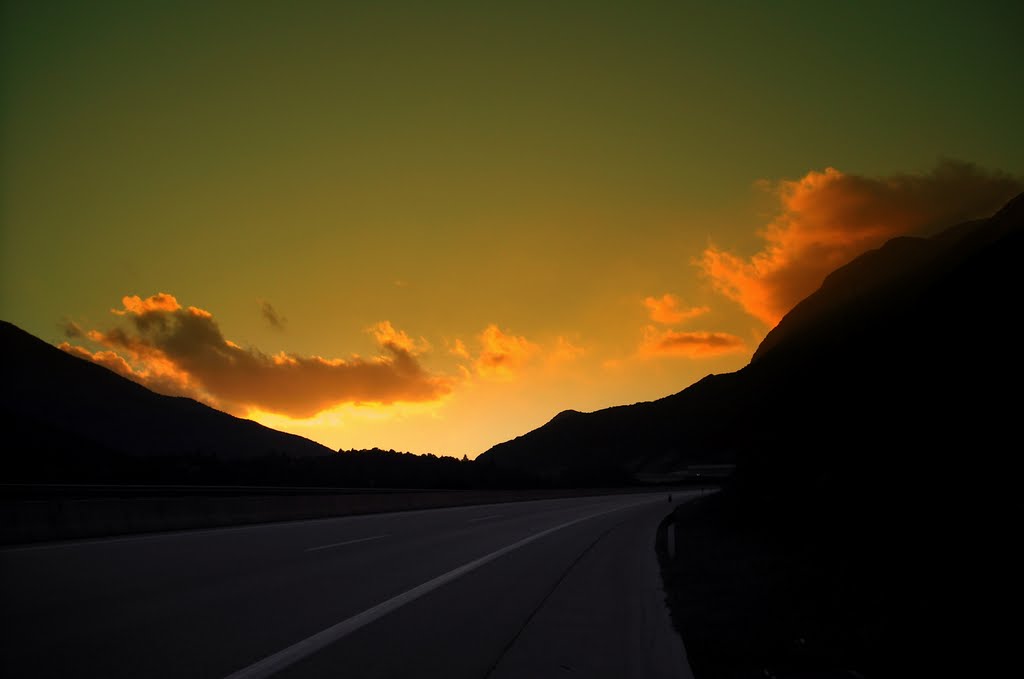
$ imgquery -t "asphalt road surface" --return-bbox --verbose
[1,491,697,678]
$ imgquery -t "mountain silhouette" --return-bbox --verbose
[663,193,1024,678]
[0,321,332,469]
[478,192,1024,485]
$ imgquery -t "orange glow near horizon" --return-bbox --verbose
[53,156,1024,456]
[4,4,1022,459]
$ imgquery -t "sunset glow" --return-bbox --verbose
[3,1,1022,457]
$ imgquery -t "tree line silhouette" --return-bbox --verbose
[5,437,634,490]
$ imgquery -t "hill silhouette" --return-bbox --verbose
[0,321,545,488]
[649,191,1021,678]
[478,192,1024,486]
[0,320,332,475]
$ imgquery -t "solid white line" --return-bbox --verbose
[222,498,654,679]
[305,534,390,552]
[467,514,503,523]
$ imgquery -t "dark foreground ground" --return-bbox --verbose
[660,492,876,678]
[657,484,1007,679]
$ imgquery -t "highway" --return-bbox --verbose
[0,491,695,678]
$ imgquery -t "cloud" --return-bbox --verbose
[260,300,287,330]
[548,336,585,364]
[473,324,540,381]
[449,338,471,360]
[62,320,84,338]
[60,293,453,418]
[634,294,734,360]
[113,292,181,315]
[643,294,709,325]
[450,326,584,379]
[59,342,199,398]
[699,159,1023,326]
[638,326,746,358]
[369,321,430,356]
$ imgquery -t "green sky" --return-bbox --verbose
[3,0,1022,456]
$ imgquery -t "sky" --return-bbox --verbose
[3,1,1023,458]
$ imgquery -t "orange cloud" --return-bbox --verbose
[450,327,583,378]
[643,294,709,324]
[638,326,746,358]
[114,292,181,315]
[449,338,471,360]
[59,342,200,399]
[699,159,1022,326]
[369,321,430,356]
[61,293,452,418]
[474,324,540,381]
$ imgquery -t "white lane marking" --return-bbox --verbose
[468,514,503,523]
[222,498,655,679]
[305,534,390,553]
[2,493,666,554]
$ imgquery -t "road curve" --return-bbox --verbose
[0,491,696,678]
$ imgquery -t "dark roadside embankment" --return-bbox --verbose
[656,476,1000,679]
[0,483,697,546]
[658,489,880,679]
[653,197,1024,678]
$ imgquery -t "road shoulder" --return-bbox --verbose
[487,499,693,679]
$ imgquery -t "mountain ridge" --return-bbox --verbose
[656,189,1024,679]
[0,320,333,464]
[478,191,1024,478]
